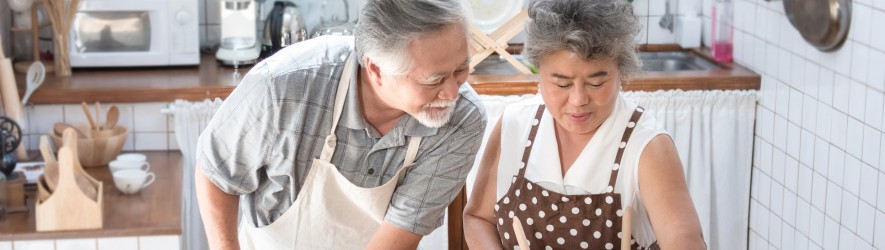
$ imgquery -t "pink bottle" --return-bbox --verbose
[711,0,733,62]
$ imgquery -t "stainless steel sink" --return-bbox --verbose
[471,51,723,75]
[639,51,723,71]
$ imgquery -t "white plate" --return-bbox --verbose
[468,0,524,34]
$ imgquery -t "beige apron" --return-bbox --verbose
[238,54,423,249]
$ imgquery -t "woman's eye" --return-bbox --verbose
[588,81,605,87]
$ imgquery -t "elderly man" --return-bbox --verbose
[194,0,486,249]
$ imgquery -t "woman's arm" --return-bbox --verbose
[463,118,505,250]
[637,135,706,249]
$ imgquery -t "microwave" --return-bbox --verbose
[69,0,199,67]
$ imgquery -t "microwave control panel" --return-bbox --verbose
[168,0,199,64]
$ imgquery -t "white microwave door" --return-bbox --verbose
[69,1,168,67]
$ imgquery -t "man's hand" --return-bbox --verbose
[195,165,241,250]
[364,222,423,250]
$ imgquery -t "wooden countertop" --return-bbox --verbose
[15,48,760,104]
[0,151,182,240]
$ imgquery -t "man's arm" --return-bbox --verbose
[195,164,241,250]
[364,222,423,250]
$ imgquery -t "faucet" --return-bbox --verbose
[659,0,675,32]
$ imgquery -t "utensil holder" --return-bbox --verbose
[36,128,103,231]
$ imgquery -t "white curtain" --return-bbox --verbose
[622,90,756,250]
[421,90,756,250]
[163,99,224,250]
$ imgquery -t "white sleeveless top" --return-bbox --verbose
[496,94,667,246]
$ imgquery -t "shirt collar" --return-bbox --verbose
[525,95,628,194]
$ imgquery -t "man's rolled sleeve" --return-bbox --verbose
[384,102,487,235]
[196,63,278,195]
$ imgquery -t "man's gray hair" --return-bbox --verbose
[355,0,468,76]
[525,0,642,79]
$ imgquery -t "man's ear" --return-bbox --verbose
[364,56,384,87]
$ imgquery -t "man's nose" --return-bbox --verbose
[438,77,460,100]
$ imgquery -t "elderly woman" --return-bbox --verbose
[463,0,706,249]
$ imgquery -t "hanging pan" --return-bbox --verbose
[783,0,851,52]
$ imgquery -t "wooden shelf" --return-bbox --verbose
[13,51,760,105]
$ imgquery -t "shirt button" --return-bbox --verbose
[368,168,375,174]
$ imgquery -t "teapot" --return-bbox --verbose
[260,1,307,59]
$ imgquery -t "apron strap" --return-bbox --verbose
[516,105,546,178]
[397,136,423,183]
[606,106,645,192]
[320,53,356,162]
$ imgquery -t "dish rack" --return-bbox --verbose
[468,8,531,74]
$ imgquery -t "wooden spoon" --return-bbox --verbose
[81,101,98,130]
[104,105,119,130]
[53,123,87,138]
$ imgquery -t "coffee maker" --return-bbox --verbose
[216,0,261,67]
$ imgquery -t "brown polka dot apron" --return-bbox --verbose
[494,105,660,250]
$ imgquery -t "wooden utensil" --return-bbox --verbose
[20,61,46,105]
[95,101,102,130]
[512,216,530,249]
[81,101,98,130]
[104,105,119,130]
[42,0,80,76]
[621,208,633,250]
[39,135,57,164]
[0,34,29,160]
[53,123,87,138]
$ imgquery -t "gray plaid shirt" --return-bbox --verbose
[197,36,487,235]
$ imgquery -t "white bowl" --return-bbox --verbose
[112,169,155,194]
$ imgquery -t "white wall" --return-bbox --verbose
[196,0,699,50]
[726,0,885,249]
[23,102,179,152]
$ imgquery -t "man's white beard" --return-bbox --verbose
[414,97,458,128]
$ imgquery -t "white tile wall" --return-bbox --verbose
[23,102,178,152]
[138,235,180,250]
[56,238,96,250]
[732,0,885,248]
[12,240,54,250]
[196,0,690,49]
[97,237,138,250]
[0,235,178,250]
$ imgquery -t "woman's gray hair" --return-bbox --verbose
[355,0,468,75]
[525,0,642,79]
